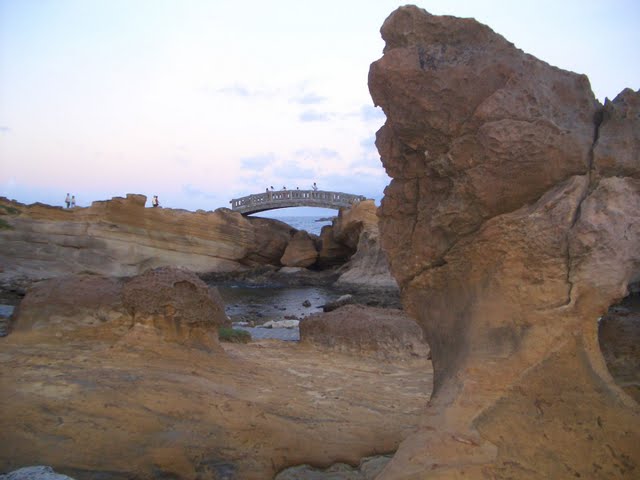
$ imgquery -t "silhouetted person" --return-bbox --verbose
[312,182,318,191]
[152,195,160,207]
[65,193,70,208]
[70,195,76,208]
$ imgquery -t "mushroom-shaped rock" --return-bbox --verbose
[122,267,227,351]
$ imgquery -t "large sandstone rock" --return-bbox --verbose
[122,266,228,351]
[369,5,639,479]
[11,274,127,332]
[0,194,294,286]
[280,230,319,268]
[300,305,429,361]
[318,200,398,289]
[12,267,227,351]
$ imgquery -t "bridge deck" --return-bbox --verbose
[230,189,366,215]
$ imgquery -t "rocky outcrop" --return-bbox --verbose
[0,317,431,479]
[369,5,639,479]
[11,267,227,351]
[320,200,398,290]
[0,194,294,287]
[300,305,429,361]
[280,230,319,268]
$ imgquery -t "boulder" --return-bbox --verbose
[0,466,75,480]
[11,267,227,352]
[369,5,639,478]
[332,200,378,250]
[300,305,429,361]
[12,274,127,332]
[280,230,318,268]
[322,294,354,312]
[335,230,398,290]
[122,266,228,351]
[316,225,353,268]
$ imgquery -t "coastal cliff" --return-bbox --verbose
[0,194,396,296]
[0,194,293,288]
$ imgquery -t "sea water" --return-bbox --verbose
[268,215,334,235]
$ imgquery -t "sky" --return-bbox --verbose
[1,0,638,215]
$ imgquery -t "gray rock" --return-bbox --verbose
[323,294,354,312]
[0,466,76,480]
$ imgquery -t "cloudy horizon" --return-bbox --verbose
[1,0,638,213]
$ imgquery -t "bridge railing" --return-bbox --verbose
[230,189,366,213]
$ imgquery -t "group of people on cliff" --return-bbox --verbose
[64,193,76,208]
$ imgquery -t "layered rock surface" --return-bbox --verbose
[0,194,294,288]
[0,311,431,480]
[369,5,639,479]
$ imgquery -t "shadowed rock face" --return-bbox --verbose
[369,5,639,479]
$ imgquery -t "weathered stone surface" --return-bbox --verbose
[332,200,378,250]
[594,88,640,178]
[11,267,227,351]
[280,230,319,268]
[318,200,397,289]
[301,305,429,361]
[0,326,431,479]
[122,266,228,351]
[0,194,293,286]
[599,289,640,403]
[11,274,127,332]
[275,455,392,480]
[316,224,353,268]
[368,5,639,479]
[0,466,76,480]
[336,230,397,290]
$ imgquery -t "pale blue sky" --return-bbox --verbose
[1,0,638,213]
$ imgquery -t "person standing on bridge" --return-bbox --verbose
[312,182,318,191]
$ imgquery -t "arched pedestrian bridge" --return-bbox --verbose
[230,189,367,215]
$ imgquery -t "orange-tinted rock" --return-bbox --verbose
[280,230,319,268]
[122,267,228,351]
[0,195,293,284]
[12,267,227,352]
[316,225,353,268]
[12,274,127,332]
[369,5,640,479]
[332,199,378,249]
[300,305,429,361]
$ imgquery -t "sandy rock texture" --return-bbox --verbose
[369,5,639,479]
[11,267,227,351]
[0,194,294,288]
[300,305,429,362]
[280,230,319,268]
[320,200,397,290]
[0,322,432,479]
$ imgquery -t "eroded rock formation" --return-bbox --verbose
[300,305,429,361]
[369,5,639,478]
[12,267,227,351]
[0,194,294,288]
[280,230,319,268]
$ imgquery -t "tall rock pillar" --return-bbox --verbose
[369,6,639,479]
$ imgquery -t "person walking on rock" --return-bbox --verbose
[70,195,76,208]
[152,195,160,208]
[65,193,70,208]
